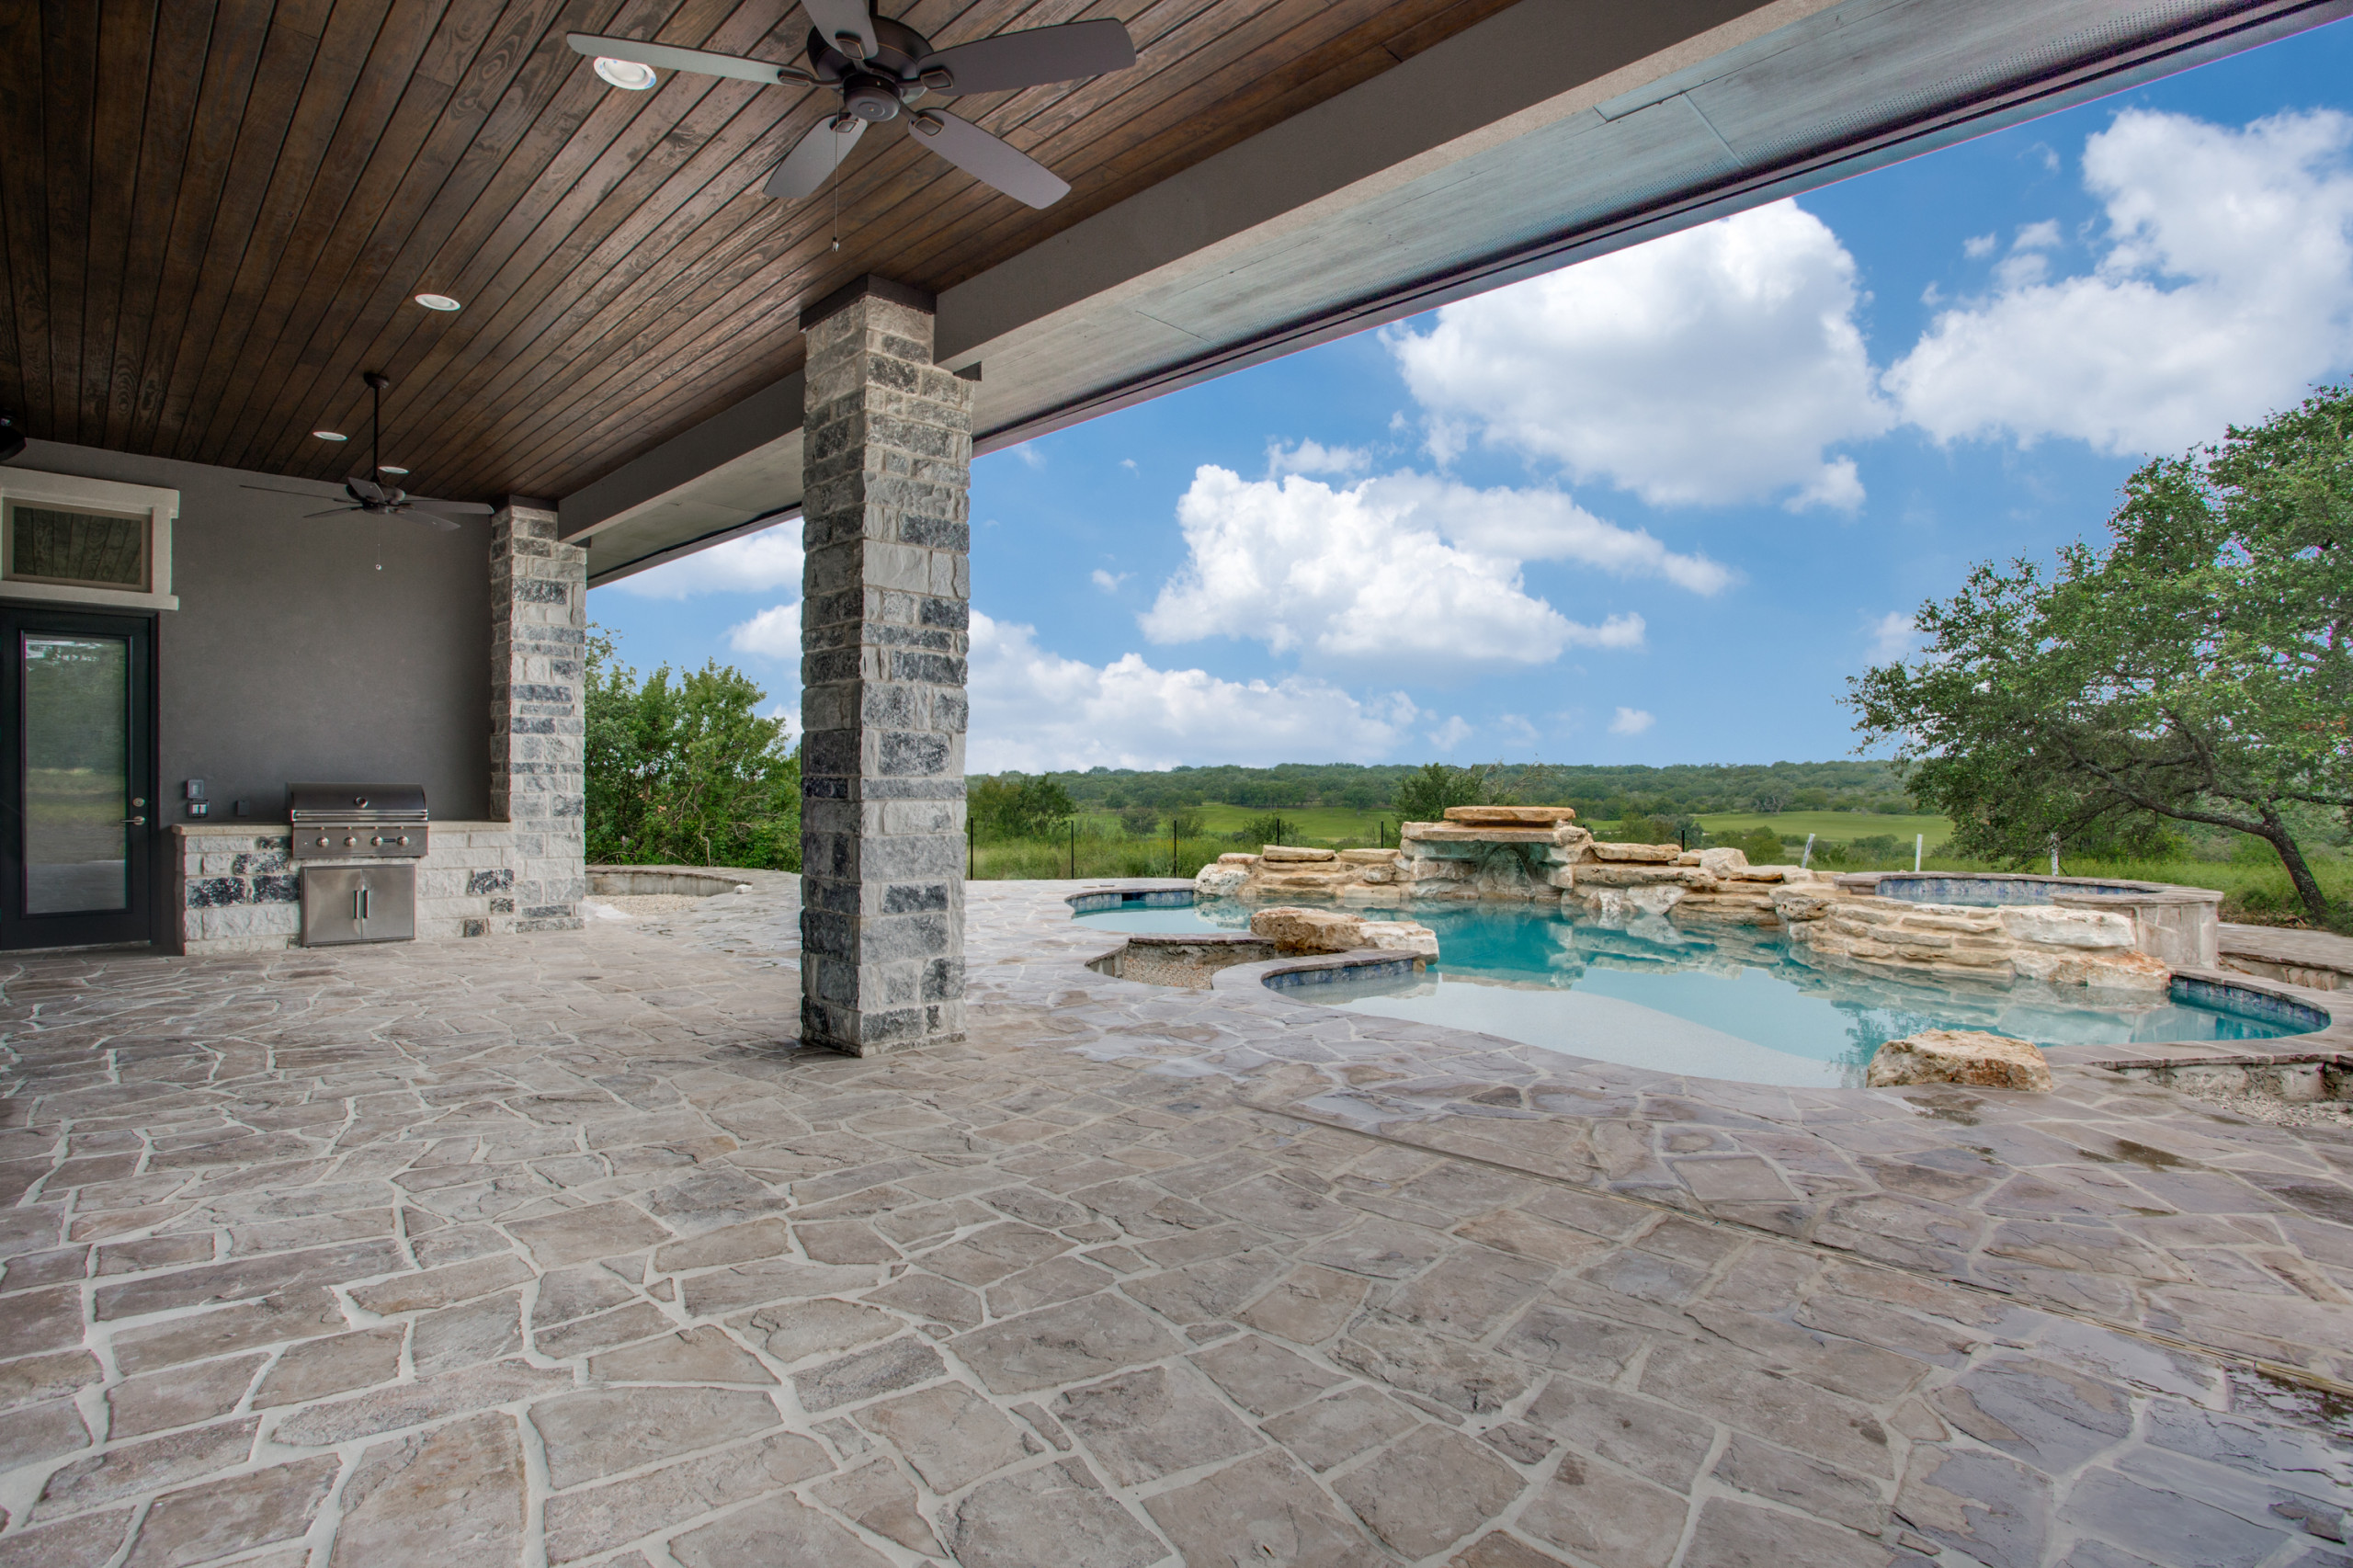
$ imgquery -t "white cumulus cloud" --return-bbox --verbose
[1266,437,1372,478]
[1090,569,1129,594]
[609,522,801,598]
[1887,108,2353,455]
[727,602,801,662]
[1608,707,1654,736]
[1389,200,1891,509]
[1141,466,1730,677]
[1865,610,1919,664]
[1427,716,1472,751]
[968,612,1417,772]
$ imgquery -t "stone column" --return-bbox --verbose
[798,277,973,1054]
[489,497,586,931]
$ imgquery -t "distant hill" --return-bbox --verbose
[979,761,1915,819]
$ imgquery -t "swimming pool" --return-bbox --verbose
[1075,896,2312,1086]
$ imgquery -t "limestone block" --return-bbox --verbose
[1674,847,1751,876]
[1770,886,1840,922]
[1403,838,1481,859]
[1576,885,1686,922]
[1587,842,1681,864]
[1571,865,1711,889]
[1998,906,2134,949]
[1193,863,1250,898]
[1262,846,1335,863]
[1218,853,1259,866]
[1402,824,1572,845]
[1249,907,1366,952]
[1866,1030,2053,1092]
[1336,848,1397,864]
[1441,805,1579,824]
[2011,947,2170,993]
[1358,921,1439,959]
[1671,890,1783,926]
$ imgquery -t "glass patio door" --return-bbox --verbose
[1,608,154,949]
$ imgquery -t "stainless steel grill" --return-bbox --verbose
[287,782,429,862]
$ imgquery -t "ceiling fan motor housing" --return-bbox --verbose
[809,17,932,96]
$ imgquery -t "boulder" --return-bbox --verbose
[1442,805,1580,824]
[1247,906,1438,960]
[1359,920,1439,959]
[1588,841,1682,864]
[1193,862,1250,898]
[1250,906,1366,951]
[1262,845,1336,862]
[1998,906,2135,949]
[2011,947,2170,994]
[1674,846,1750,876]
[1866,1029,2053,1092]
[1571,864,1711,889]
[1574,885,1687,922]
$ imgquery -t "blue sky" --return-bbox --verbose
[595,18,2353,774]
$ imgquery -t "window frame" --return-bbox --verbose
[0,471,178,612]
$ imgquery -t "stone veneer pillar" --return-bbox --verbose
[799,277,973,1054]
[489,497,586,931]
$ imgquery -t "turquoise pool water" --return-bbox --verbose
[1074,898,2307,1086]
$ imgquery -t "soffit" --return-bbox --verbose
[0,0,1517,504]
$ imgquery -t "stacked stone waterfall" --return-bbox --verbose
[1196,805,2175,994]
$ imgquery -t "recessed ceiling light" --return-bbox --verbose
[594,56,658,90]
[379,465,409,475]
[415,293,461,312]
[313,430,347,441]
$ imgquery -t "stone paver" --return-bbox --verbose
[0,874,2346,1565]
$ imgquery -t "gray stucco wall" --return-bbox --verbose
[10,439,491,823]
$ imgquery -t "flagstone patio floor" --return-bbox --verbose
[1,875,2348,1568]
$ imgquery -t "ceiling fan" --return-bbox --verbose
[244,373,493,531]
[566,3,1135,210]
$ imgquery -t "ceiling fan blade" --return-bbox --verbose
[564,32,813,86]
[405,511,466,531]
[303,507,362,518]
[407,497,492,515]
[916,19,1135,96]
[910,111,1068,209]
[765,115,865,199]
[798,0,878,62]
[242,483,338,498]
[347,477,386,503]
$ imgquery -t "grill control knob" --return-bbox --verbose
[315,836,330,847]
[343,835,357,847]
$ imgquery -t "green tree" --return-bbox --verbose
[1848,385,2353,925]
[584,631,801,870]
[968,774,1075,840]
[1392,761,1560,823]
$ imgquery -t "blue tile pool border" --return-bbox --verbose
[2170,974,2330,1033]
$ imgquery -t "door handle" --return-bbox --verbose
[353,885,371,922]
[123,815,146,826]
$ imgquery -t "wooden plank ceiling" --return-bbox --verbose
[0,0,1515,503]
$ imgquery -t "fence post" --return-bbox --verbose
[1069,820,1075,880]
[1915,834,1923,872]
[1801,833,1814,869]
[968,812,974,881]
[1171,816,1177,880]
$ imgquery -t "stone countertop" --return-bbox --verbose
[170,820,515,836]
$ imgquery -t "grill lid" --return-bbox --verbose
[287,782,428,823]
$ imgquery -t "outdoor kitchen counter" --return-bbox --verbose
[166,821,571,952]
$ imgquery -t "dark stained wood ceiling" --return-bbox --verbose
[0,0,1518,503]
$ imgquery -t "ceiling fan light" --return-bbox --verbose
[313,430,348,441]
[594,56,658,89]
[414,293,462,312]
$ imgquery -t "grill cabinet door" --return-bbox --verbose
[300,865,416,946]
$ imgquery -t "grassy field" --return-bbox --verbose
[1075,802,1401,844]
[1694,811,1952,847]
